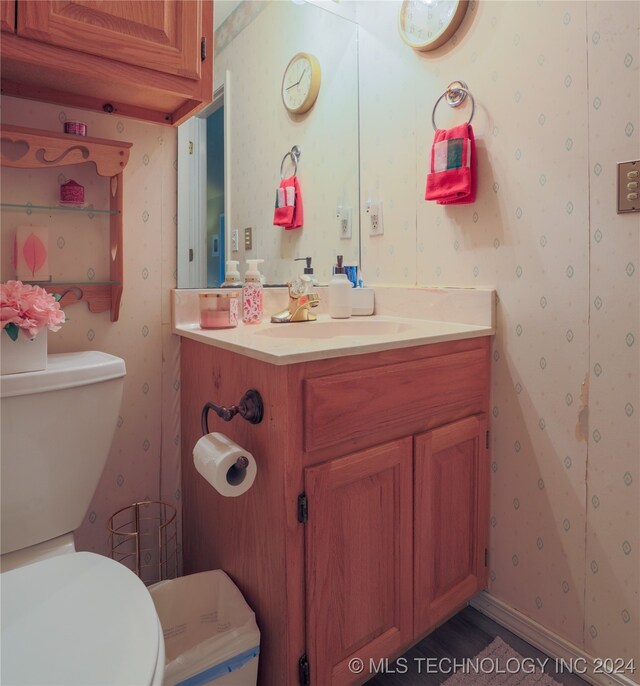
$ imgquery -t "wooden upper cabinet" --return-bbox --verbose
[1,0,213,125]
[1,0,15,33]
[17,1,201,80]
[413,414,489,638]
[305,439,414,685]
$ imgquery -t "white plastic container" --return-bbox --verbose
[328,255,352,319]
[150,570,260,686]
[351,287,375,316]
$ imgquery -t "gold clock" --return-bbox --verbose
[281,52,321,115]
[399,0,469,52]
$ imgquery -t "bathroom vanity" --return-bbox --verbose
[176,287,494,686]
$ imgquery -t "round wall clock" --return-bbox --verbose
[399,0,469,52]
[281,52,321,115]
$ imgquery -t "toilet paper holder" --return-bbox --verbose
[200,388,264,434]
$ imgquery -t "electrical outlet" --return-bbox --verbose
[368,202,383,236]
[231,229,239,252]
[339,207,352,239]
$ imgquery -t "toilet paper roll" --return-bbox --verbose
[193,432,257,497]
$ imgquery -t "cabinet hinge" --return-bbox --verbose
[201,37,207,61]
[298,493,308,524]
[188,141,194,155]
[188,248,194,263]
[484,547,488,567]
[299,654,310,686]
[486,430,490,449]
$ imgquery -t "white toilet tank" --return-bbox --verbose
[0,352,126,556]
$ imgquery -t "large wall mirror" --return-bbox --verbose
[177,0,360,287]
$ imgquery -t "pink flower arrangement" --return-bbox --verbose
[1,280,66,341]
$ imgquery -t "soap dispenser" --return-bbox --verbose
[294,257,319,286]
[243,259,264,324]
[328,255,352,319]
[222,260,241,287]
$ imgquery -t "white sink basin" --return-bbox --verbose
[256,319,414,340]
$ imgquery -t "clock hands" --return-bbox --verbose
[286,67,307,91]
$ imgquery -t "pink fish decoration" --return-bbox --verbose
[23,232,47,278]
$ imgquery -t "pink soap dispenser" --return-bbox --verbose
[242,259,264,324]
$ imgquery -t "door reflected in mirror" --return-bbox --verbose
[177,0,360,288]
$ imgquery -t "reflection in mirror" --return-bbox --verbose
[177,0,360,288]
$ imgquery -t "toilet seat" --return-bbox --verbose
[1,551,163,686]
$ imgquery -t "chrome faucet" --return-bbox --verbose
[271,279,320,323]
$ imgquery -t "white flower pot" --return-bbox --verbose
[0,329,47,375]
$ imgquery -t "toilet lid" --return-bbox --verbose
[1,552,160,685]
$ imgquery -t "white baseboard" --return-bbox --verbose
[470,592,639,686]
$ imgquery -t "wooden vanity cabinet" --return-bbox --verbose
[181,335,491,686]
[413,415,489,638]
[1,0,213,125]
[305,438,414,685]
[0,0,15,33]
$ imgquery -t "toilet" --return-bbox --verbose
[1,351,164,686]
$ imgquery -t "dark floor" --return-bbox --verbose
[368,606,588,685]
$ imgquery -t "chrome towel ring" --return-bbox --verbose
[432,81,475,131]
[280,145,302,179]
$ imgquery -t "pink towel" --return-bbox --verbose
[273,176,303,229]
[425,123,476,205]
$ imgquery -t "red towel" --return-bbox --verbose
[425,123,476,205]
[273,176,303,229]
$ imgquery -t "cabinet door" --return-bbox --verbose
[305,439,413,685]
[1,0,15,33]
[17,1,203,79]
[414,414,489,637]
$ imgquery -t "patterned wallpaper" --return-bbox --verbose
[0,97,182,572]
[357,0,638,669]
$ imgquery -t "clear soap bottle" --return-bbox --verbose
[242,259,264,324]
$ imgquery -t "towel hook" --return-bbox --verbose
[280,145,301,179]
[432,81,475,131]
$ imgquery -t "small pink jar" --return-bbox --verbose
[199,292,240,329]
[60,179,85,204]
[64,120,87,136]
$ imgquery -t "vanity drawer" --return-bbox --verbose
[303,346,489,454]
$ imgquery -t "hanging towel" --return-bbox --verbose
[425,123,476,205]
[273,176,304,229]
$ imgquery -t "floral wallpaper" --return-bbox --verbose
[0,96,182,575]
[358,0,638,669]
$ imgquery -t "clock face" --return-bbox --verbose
[282,53,321,114]
[399,0,468,51]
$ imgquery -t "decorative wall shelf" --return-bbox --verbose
[0,125,132,321]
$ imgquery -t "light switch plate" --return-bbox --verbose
[617,160,640,213]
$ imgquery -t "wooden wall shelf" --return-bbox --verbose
[1,125,132,321]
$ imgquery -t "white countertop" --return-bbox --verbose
[172,286,496,365]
